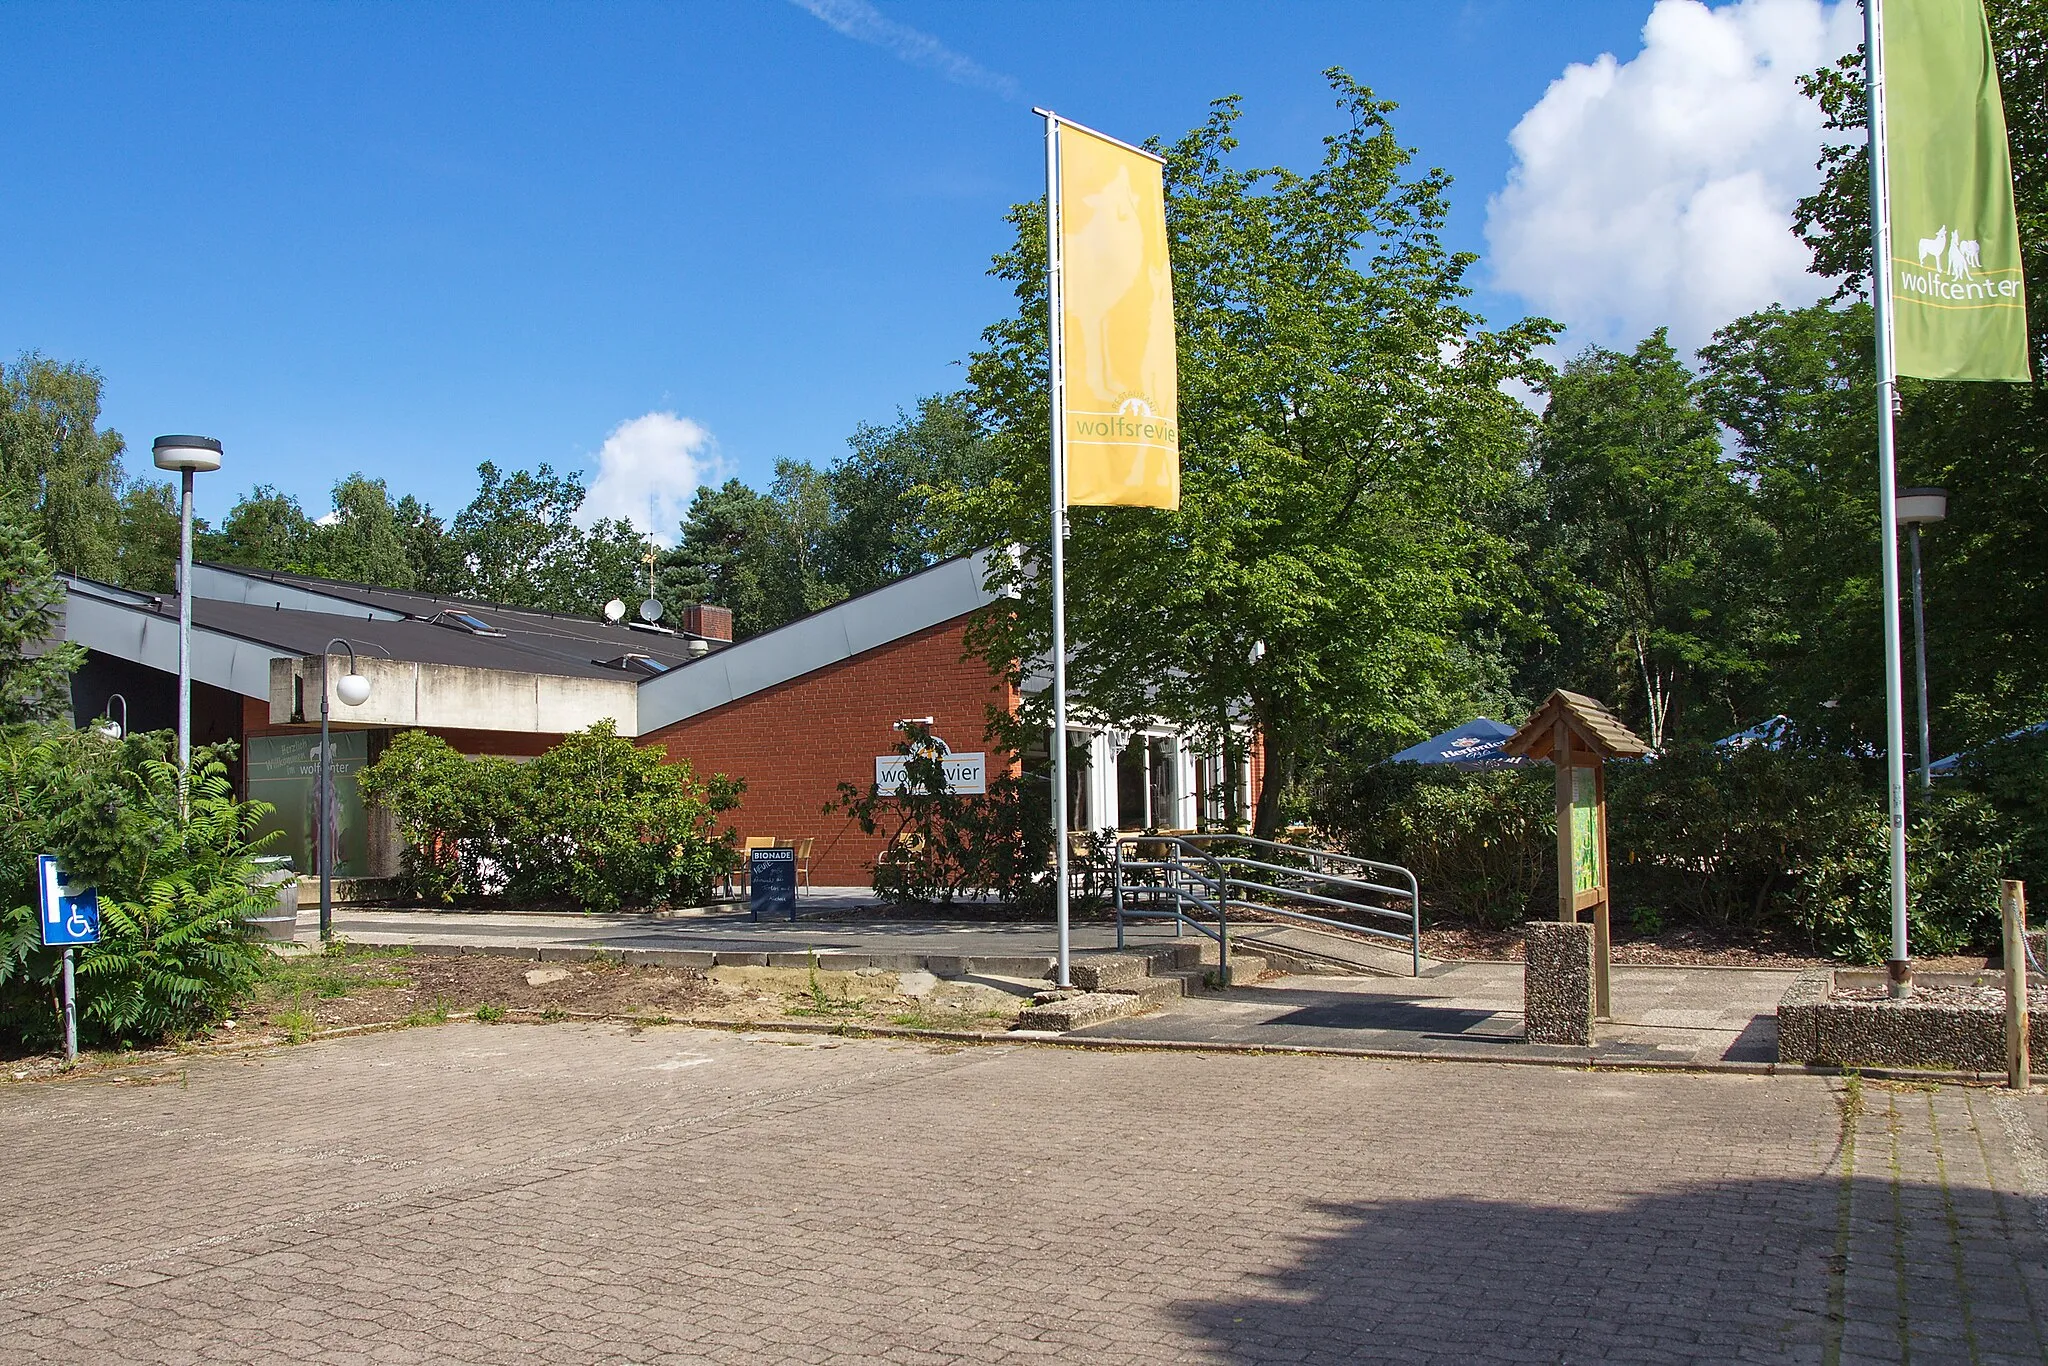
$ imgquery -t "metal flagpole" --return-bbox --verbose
[1043,109,1073,989]
[177,468,194,774]
[1865,0,1914,1000]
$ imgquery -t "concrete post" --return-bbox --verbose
[1525,920,1595,1046]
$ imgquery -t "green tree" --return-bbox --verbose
[826,394,996,596]
[307,475,417,588]
[0,353,126,581]
[658,478,776,633]
[581,515,659,617]
[1525,332,1781,747]
[113,481,184,593]
[1791,4,2048,748]
[952,72,1554,837]
[657,464,842,638]
[453,462,593,610]
[1697,303,1884,747]
[199,485,315,571]
[394,493,462,593]
[0,502,81,729]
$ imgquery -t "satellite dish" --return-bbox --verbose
[603,599,626,623]
[639,598,664,622]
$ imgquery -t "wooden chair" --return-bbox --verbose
[739,835,777,895]
[788,837,815,895]
[775,837,815,894]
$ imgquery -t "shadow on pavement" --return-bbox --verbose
[1170,1175,2042,1363]
[1265,999,1501,1035]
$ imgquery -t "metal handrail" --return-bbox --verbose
[1111,832,1423,977]
[1110,836,1232,978]
[1179,832,1421,902]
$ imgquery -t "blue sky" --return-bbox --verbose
[0,1,1857,535]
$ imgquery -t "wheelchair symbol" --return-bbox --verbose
[66,909,94,938]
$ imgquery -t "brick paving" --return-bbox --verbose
[3,1024,2045,1364]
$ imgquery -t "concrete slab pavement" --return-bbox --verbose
[4,1022,2044,1363]
[1074,962,1797,1066]
[329,907,1803,1067]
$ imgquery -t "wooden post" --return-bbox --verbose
[2004,879,2029,1091]
[1593,760,1611,1020]
[1554,718,1573,923]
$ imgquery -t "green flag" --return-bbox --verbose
[1884,0,2030,382]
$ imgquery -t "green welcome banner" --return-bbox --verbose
[1884,0,2030,381]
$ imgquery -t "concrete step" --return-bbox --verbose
[1069,954,1156,991]
[1016,991,1151,1031]
[1216,953,1267,987]
[1110,968,1209,1008]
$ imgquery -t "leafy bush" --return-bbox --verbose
[1605,742,1874,928]
[1609,742,2005,959]
[828,723,1058,908]
[1950,729,2048,896]
[358,722,741,912]
[1316,739,2016,959]
[1313,761,1555,928]
[0,729,274,1052]
[1784,785,2007,961]
[356,729,519,902]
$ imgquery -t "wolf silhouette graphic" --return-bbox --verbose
[1065,163,1145,403]
[1917,225,1949,270]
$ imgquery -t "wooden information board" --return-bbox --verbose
[1506,691,1648,1021]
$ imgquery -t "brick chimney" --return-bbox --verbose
[677,602,733,643]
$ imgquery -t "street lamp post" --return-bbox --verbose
[318,639,373,943]
[151,436,223,774]
[1896,488,1948,790]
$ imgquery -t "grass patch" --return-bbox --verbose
[274,1007,318,1044]
[474,1003,507,1023]
[256,943,411,1001]
[404,1001,451,1027]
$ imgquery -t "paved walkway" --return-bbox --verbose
[330,901,1142,962]
[1081,962,1796,1066]
[4,1024,2044,1363]
[333,907,1798,1067]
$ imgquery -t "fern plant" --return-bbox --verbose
[1,729,273,1052]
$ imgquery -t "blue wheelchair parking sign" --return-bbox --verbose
[38,855,99,947]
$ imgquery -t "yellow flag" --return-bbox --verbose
[1056,122,1179,509]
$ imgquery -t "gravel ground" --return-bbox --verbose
[1832,980,2047,1007]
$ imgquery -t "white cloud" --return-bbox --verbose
[1485,0,1862,357]
[577,412,718,544]
[789,0,1019,99]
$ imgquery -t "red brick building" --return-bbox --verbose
[64,556,1241,890]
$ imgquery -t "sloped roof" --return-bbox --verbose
[1503,689,1651,762]
[63,552,1003,724]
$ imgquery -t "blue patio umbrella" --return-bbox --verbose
[1927,718,2048,776]
[1385,718,1524,769]
[1715,715,1794,752]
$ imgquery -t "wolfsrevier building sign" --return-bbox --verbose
[874,732,987,795]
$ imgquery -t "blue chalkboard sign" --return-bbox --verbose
[750,847,798,923]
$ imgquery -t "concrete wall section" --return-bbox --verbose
[641,615,1014,887]
[269,656,639,735]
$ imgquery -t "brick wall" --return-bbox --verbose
[639,615,1015,887]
